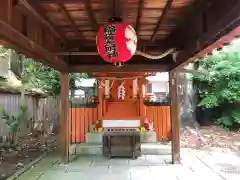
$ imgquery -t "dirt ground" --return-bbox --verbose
[181,125,240,152]
[0,135,58,180]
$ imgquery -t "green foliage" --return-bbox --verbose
[195,51,240,107]
[216,107,240,130]
[0,105,28,133]
[197,94,218,108]
[193,47,240,129]
[1,46,88,95]
[23,58,88,96]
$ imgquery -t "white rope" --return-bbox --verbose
[97,79,105,88]
[0,52,8,57]
[172,51,179,62]
[109,80,114,90]
[96,76,144,80]
[97,79,115,89]
[55,48,176,60]
[135,48,176,59]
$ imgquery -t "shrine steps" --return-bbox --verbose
[70,143,171,156]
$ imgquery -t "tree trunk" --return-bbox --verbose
[70,89,75,98]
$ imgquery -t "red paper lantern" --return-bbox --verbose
[96,22,137,63]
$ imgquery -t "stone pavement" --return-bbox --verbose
[11,148,240,180]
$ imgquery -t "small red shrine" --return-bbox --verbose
[95,72,153,120]
[70,72,171,144]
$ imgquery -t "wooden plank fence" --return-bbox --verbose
[70,105,98,143]
[69,104,171,143]
[146,106,171,141]
[0,93,60,143]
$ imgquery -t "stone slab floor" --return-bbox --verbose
[12,148,240,180]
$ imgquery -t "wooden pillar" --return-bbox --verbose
[138,78,145,121]
[97,79,103,119]
[105,79,110,98]
[169,71,180,164]
[60,72,69,164]
[133,78,138,98]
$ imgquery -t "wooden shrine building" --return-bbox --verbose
[1,0,240,164]
[70,72,171,143]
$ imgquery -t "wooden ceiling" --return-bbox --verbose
[0,0,240,72]
[34,0,197,69]
[38,0,194,51]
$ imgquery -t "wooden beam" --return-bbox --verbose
[7,0,13,24]
[70,64,170,73]
[138,78,144,119]
[180,68,209,76]
[66,40,96,50]
[169,71,180,164]
[135,0,143,34]
[60,72,69,164]
[111,0,118,17]
[163,0,202,49]
[171,0,240,70]
[68,54,173,65]
[66,39,169,51]
[150,0,174,42]
[40,0,87,3]
[57,2,83,38]
[84,0,98,31]
[0,20,68,71]
[18,0,66,44]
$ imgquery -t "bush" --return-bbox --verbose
[0,105,28,145]
[193,47,240,130]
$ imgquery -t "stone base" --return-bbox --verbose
[69,144,77,155]
[140,131,157,143]
[141,143,171,155]
[86,132,103,144]
[85,131,157,145]
[74,143,171,156]
[76,144,103,155]
[76,131,169,156]
[69,144,77,162]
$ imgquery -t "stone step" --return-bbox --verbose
[86,132,103,144]
[86,132,157,144]
[74,143,171,156]
[76,144,102,155]
[141,143,171,155]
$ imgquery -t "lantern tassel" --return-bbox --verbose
[113,62,124,67]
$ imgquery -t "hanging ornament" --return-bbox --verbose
[96,17,137,65]
[117,81,126,100]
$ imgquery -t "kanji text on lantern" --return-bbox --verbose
[103,24,119,58]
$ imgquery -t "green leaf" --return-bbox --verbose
[191,44,240,129]
[231,110,240,123]
[21,58,88,95]
[218,116,233,126]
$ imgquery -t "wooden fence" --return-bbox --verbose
[70,104,98,143]
[145,106,171,141]
[34,96,60,134]
[0,93,60,141]
[69,104,171,143]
